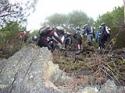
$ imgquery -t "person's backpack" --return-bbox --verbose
[40,30,48,36]
[84,26,91,35]
[102,26,108,36]
[105,26,110,34]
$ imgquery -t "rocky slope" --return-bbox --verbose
[0,45,125,93]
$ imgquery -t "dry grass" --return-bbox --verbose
[0,36,28,58]
[52,47,125,86]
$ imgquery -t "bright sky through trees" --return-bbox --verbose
[10,0,123,30]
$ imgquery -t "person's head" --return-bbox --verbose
[56,26,64,31]
[48,27,54,31]
[84,24,88,27]
[56,26,64,35]
[101,23,106,26]
[76,26,80,30]
[83,24,88,29]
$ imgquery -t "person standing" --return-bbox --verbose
[99,23,110,49]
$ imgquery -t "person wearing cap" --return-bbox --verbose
[99,23,111,49]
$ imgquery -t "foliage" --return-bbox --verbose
[0,0,38,58]
[47,13,68,25]
[0,0,38,27]
[114,29,125,49]
[95,6,124,49]
[0,21,19,42]
[0,21,24,58]
[46,11,94,27]
[68,11,94,26]
[95,6,124,27]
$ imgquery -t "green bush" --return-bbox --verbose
[0,21,25,58]
[114,29,125,49]
[95,6,124,49]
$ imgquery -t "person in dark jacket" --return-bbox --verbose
[99,23,110,49]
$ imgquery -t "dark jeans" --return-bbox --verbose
[99,34,108,49]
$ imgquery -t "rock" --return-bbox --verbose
[99,80,125,93]
[99,80,117,93]
[0,45,125,93]
[0,59,7,73]
[78,87,98,93]
[0,46,70,93]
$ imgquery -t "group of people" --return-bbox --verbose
[82,23,110,49]
[70,22,111,49]
[37,26,64,51]
[33,25,82,52]
[34,23,111,52]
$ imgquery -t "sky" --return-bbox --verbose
[10,0,123,30]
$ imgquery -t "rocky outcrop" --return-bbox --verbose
[0,45,125,93]
[0,45,70,93]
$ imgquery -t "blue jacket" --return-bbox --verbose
[84,26,92,35]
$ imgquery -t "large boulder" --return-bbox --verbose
[0,45,70,93]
